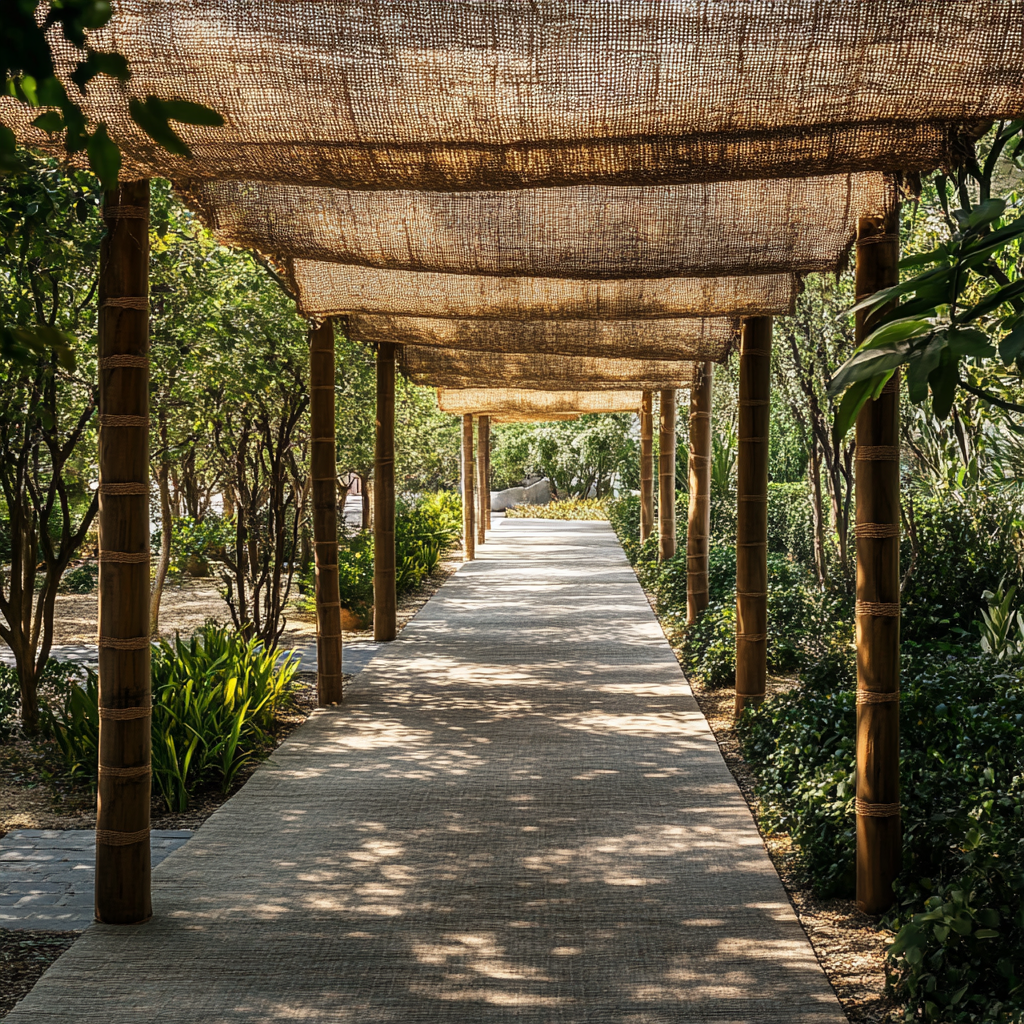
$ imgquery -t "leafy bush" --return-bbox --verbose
[505,496,609,520]
[681,601,737,687]
[767,481,816,568]
[0,659,84,736]
[901,494,1024,645]
[153,514,234,577]
[44,625,300,810]
[739,647,1024,1022]
[59,562,98,594]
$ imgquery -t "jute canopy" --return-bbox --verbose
[402,349,694,391]
[188,175,897,280]
[294,264,797,320]
[437,390,644,417]
[9,1,1022,189]
[348,316,737,361]
[488,413,580,424]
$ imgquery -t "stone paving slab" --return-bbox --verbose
[4,520,845,1022]
[0,831,191,931]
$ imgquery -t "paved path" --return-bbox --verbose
[0,831,191,931]
[5,520,844,1023]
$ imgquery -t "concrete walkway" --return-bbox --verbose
[5,519,844,1023]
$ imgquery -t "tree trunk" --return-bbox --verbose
[735,317,771,718]
[477,415,489,545]
[854,212,902,916]
[150,411,172,636]
[462,415,475,561]
[808,437,827,585]
[374,342,397,641]
[95,179,152,926]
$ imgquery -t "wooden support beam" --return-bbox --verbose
[854,212,901,916]
[484,417,492,532]
[687,362,713,624]
[639,392,654,546]
[462,415,475,561]
[658,390,676,561]
[374,342,397,641]
[96,179,152,925]
[310,319,344,704]
[735,317,771,717]
[476,415,488,546]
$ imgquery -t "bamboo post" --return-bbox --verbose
[96,180,152,925]
[735,317,771,717]
[462,415,475,561]
[658,390,676,561]
[310,320,343,704]
[687,362,713,624]
[855,212,901,915]
[374,342,397,641]
[639,392,654,545]
[476,415,488,546]
[484,418,492,532]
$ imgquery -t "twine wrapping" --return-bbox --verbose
[98,764,151,778]
[856,799,901,818]
[103,205,147,220]
[856,233,899,247]
[100,355,149,369]
[857,690,900,705]
[881,376,900,394]
[689,411,711,419]
[99,483,148,495]
[737,591,767,598]
[738,495,768,502]
[737,632,767,642]
[739,398,769,406]
[96,828,150,846]
[102,297,150,310]
[98,636,152,650]
[311,436,336,442]
[742,349,771,357]
[857,601,900,617]
[99,705,152,721]
[99,415,148,428]
[855,523,899,538]
[99,551,150,564]
[856,445,900,461]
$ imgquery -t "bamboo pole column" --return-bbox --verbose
[476,415,489,546]
[310,320,344,703]
[462,415,475,561]
[658,390,676,561]
[854,213,901,915]
[484,418,492,532]
[374,342,397,642]
[639,392,654,546]
[735,317,772,717]
[96,179,152,925]
[687,362,713,624]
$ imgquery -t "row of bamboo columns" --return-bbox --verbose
[641,219,899,914]
[96,182,898,926]
[461,413,493,560]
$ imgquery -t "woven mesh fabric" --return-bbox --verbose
[294,264,797,320]
[8,1,1021,189]
[188,175,897,280]
[488,413,581,423]
[402,348,694,391]
[347,315,737,361]
[438,390,643,417]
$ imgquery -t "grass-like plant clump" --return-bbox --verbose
[505,497,608,520]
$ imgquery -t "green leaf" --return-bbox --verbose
[929,350,958,420]
[946,328,995,359]
[828,342,911,395]
[975,928,1000,939]
[158,99,224,128]
[860,317,932,351]
[967,198,1007,229]
[88,50,130,81]
[961,279,1024,323]
[85,122,121,190]
[833,377,875,440]
[31,111,65,133]
[129,96,192,157]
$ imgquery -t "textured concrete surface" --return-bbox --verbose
[5,519,844,1022]
[0,831,191,931]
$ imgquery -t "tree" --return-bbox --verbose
[0,155,102,730]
